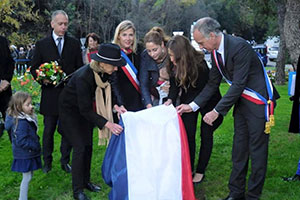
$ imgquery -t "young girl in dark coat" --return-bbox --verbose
[5,91,41,200]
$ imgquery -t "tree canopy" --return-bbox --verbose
[1,0,299,84]
[0,0,284,43]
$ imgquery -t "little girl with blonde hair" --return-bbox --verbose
[5,91,41,200]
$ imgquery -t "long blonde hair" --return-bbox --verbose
[112,20,137,53]
[6,91,32,118]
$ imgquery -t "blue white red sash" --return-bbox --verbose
[212,50,275,133]
[120,51,140,93]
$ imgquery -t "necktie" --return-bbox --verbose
[57,37,62,56]
[216,51,224,68]
[216,51,228,78]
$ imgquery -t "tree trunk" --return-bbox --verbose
[88,0,93,33]
[284,0,300,67]
[275,0,286,85]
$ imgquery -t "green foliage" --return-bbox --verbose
[10,71,41,111]
[264,15,280,38]
[0,0,283,46]
[0,0,40,34]
[153,0,166,8]
[8,32,35,47]
[241,0,279,39]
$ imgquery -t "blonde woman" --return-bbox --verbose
[111,20,143,112]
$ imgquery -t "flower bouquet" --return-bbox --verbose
[35,61,66,86]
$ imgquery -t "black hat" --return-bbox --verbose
[91,43,126,67]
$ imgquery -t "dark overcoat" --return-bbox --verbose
[58,65,108,146]
[0,36,15,115]
[30,33,83,115]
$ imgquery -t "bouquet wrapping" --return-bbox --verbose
[35,61,66,86]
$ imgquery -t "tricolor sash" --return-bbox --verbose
[212,50,275,133]
[120,51,140,93]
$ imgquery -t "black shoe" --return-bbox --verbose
[73,192,90,200]
[85,182,101,192]
[61,163,72,173]
[282,174,300,182]
[223,196,245,200]
[42,164,52,173]
[0,123,4,138]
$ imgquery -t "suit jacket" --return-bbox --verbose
[30,33,83,115]
[194,34,279,118]
[289,55,300,133]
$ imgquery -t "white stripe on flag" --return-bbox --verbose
[121,105,182,200]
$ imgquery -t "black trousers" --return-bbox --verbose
[72,144,92,193]
[0,90,12,142]
[181,111,223,173]
[229,104,269,199]
[42,115,72,165]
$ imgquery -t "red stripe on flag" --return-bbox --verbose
[177,114,196,200]
[121,66,141,93]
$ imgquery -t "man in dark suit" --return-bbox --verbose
[0,36,15,140]
[31,10,83,174]
[177,17,279,200]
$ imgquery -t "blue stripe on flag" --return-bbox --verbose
[102,118,128,200]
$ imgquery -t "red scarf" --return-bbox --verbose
[87,50,98,63]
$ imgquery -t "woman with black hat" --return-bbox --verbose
[58,43,126,200]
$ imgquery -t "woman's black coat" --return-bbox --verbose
[58,65,108,145]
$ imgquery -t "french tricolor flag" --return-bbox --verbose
[102,105,196,200]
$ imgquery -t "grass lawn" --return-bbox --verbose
[0,83,299,200]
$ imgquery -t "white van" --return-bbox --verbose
[265,36,280,61]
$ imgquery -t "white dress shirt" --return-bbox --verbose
[52,31,64,53]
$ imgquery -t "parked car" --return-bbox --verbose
[252,44,268,67]
[267,46,279,61]
[265,36,280,49]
